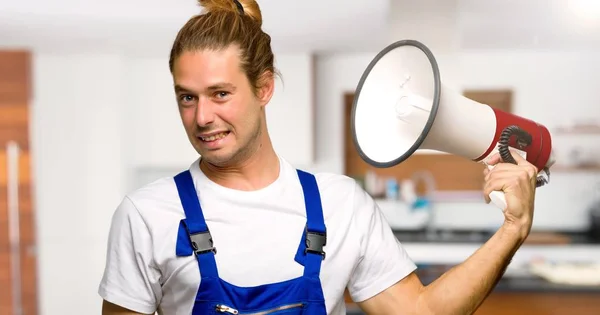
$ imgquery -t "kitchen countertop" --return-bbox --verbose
[414,263,600,294]
[345,262,600,315]
[388,229,600,294]
[393,229,598,245]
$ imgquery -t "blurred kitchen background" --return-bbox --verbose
[1,0,600,314]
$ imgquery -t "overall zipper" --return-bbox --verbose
[216,304,239,314]
[216,303,304,315]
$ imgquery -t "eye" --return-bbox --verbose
[179,94,196,105]
[214,91,230,99]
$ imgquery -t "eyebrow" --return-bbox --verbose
[174,83,236,94]
[206,83,236,91]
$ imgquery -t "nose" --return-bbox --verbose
[195,98,215,126]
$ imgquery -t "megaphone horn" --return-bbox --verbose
[351,39,555,211]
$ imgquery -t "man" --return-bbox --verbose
[99,0,539,314]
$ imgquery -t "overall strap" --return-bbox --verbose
[174,170,219,279]
[296,169,327,278]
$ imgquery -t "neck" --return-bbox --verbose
[199,130,280,192]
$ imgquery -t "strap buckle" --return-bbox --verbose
[304,227,327,260]
[189,231,217,255]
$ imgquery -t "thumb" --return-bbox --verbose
[485,152,502,166]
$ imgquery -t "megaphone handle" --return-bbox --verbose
[485,163,508,211]
[488,190,508,211]
[484,145,528,212]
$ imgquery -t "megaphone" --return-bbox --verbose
[351,39,556,211]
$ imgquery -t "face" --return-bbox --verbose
[172,45,274,167]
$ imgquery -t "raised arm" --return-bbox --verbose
[357,151,538,315]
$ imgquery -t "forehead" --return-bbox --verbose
[172,46,244,87]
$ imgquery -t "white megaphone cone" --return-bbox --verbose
[351,40,555,211]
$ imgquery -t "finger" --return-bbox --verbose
[486,170,523,185]
[487,163,536,181]
[526,165,539,182]
[485,152,502,166]
[507,148,533,167]
[488,162,520,172]
[483,178,510,199]
[486,167,538,197]
[483,193,491,204]
[494,154,538,181]
[485,163,521,181]
[483,181,502,204]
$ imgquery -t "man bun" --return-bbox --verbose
[170,0,276,95]
[198,0,263,27]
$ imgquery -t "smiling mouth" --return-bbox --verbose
[198,131,230,142]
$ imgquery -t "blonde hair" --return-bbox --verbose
[169,0,278,94]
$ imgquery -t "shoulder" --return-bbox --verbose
[301,170,362,211]
[126,175,180,208]
[300,170,377,229]
[311,171,375,213]
[313,171,358,197]
[113,174,187,232]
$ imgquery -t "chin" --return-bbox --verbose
[198,150,237,167]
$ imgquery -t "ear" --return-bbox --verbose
[256,71,275,107]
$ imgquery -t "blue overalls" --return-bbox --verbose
[174,169,328,314]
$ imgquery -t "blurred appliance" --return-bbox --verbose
[589,195,600,242]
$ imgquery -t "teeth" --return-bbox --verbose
[201,132,228,142]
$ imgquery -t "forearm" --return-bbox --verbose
[417,224,527,315]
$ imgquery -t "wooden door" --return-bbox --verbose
[0,51,38,315]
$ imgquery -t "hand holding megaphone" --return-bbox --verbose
[483,148,538,212]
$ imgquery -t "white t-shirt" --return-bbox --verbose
[98,155,417,315]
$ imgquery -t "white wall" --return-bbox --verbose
[31,52,127,314]
[267,53,315,169]
[312,49,600,231]
[454,51,600,126]
[124,57,198,169]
